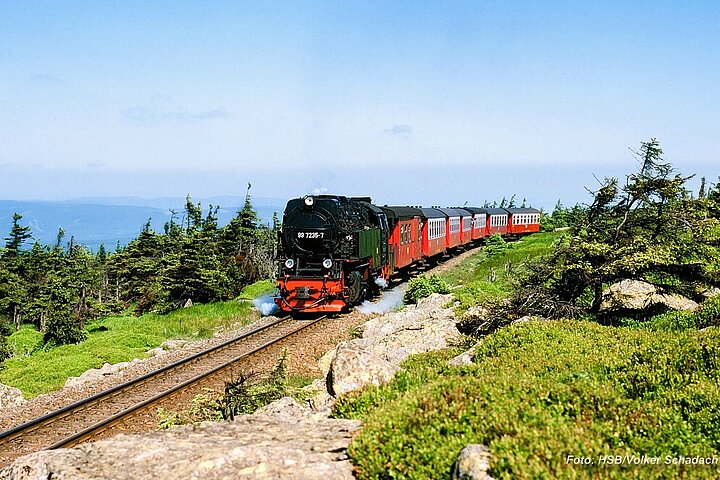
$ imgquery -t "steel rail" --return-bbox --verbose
[48,315,326,449]
[0,315,291,446]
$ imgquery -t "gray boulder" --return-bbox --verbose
[362,293,463,365]
[452,444,494,480]
[327,340,401,396]
[253,396,313,419]
[64,360,140,389]
[600,279,698,312]
[0,384,26,409]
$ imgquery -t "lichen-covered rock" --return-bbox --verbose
[601,279,698,312]
[701,287,720,300]
[511,315,548,326]
[459,305,490,324]
[327,292,462,396]
[327,340,401,396]
[452,444,494,480]
[0,384,25,409]
[0,416,361,480]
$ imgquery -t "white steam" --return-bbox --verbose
[253,295,279,316]
[357,285,407,314]
[374,277,389,288]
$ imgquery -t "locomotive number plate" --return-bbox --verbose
[297,231,324,239]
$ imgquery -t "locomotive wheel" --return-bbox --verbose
[346,271,363,304]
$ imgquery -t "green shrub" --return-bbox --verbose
[43,310,87,346]
[696,294,720,328]
[404,274,450,303]
[484,233,508,257]
[339,321,720,479]
[647,310,697,331]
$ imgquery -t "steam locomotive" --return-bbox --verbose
[273,195,540,314]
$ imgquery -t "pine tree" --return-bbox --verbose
[0,265,26,330]
[544,139,715,315]
[4,213,32,257]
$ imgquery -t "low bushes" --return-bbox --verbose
[404,274,450,303]
[336,320,720,479]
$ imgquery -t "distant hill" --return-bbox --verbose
[0,196,286,251]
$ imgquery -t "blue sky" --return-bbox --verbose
[1,1,718,209]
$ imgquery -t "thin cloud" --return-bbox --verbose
[383,124,413,137]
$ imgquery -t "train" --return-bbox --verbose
[273,195,541,314]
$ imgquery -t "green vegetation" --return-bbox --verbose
[483,233,508,257]
[0,187,279,399]
[440,232,558,310]
[541,200,585,232]
[237,279,275,300]
[0,299,256,397]
[335,320,720,479]
[404,274,450,303]
[6,324,43,357]
[456,140,720,335]
[505,140,720,326]
[335,140,720,478]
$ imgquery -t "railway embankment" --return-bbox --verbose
[0,291,465,479]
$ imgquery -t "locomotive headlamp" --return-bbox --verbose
[322,258,333,269]
[304,196,314,206]
[284,258,295,269]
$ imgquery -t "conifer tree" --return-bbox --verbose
[4,213,32,257]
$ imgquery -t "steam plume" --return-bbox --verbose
[253,295,279,316]
[357,285,407,314]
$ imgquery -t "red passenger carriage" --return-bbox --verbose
[380,206,424,273]
[462,207,488,241]
[481,208,509,236]
[505,208,541,235]
[435,208,465,249]
[420,208,447,257]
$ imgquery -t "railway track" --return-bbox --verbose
[0,314,328,467]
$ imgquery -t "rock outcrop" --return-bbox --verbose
[1,415,361,480]
[600,279,698,312]
[448,345,477,367]
[327,293,462,395]
[0,384,25,410]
